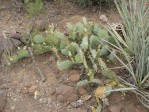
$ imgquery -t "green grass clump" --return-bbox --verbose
[24,0,44,17]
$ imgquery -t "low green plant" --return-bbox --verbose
[106,0,149,108]
[9,47,29,63]
[24,0,44,17]
[45,17,118,86]
[32,17,118,85]
[8,32,51,64]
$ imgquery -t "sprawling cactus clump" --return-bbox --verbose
[38,17,118,85]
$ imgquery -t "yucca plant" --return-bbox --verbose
[105,0,149,108]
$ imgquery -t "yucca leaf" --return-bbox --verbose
[108,50,116,61]
[100,45,109,56]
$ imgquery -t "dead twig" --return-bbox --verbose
[25,16,46,82]
[28,47,46,82]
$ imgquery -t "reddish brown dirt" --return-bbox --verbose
[0,1,148,112]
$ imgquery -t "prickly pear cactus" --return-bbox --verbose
[52,17,117,83]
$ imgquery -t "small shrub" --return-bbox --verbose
[24,0,44,17]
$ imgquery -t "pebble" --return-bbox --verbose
[28,85,38,95]
[78,87,87,95]
[99,15,108,23]
[69,74,80,82]
[69,70,80,82]
[56,84,78,102]
[22,87,29,94]
[70,99,84,108]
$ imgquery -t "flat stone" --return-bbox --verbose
[69,70,80,82]
[78,87,87,95]
[56,84,78,102]
[99,14,108,23]
[34,19,49,31]
[0,37,22,56]
[69,74,80,82]
[28,85,38,95]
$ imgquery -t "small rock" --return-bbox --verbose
[69,70,80,82]
[69,75,80,82]
[78,87,87,95]
[34,91,41,100]
[10,31,23,40]
[18,21,23,25]
[0,90,7,112]
[24,82,32,88]
[34,19,49,31]
[0,38,22,54]
[56,84,78,102]
[67,109,87,112]
[29,85,38,95]
[22,87,29,94]
[99,15,108,23]
[71,99,84,108]
[10,106,15,111]
[11,80,20,86]
[0,84,9,89]
[109,106,121,112]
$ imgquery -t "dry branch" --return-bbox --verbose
[28,47,46,82]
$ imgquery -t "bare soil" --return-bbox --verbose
[0,1,148,112]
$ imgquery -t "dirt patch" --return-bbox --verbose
[0,1,148,112]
